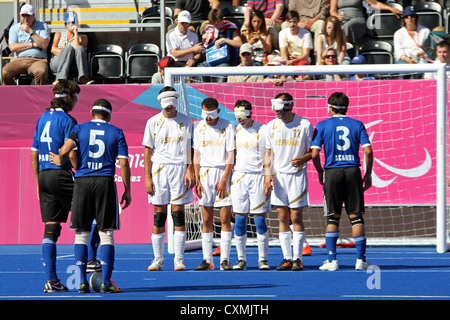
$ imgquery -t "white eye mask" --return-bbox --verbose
[201,109,219,119]
[271,98,294,111]
[234,107,251,119]
[157,91,179,109]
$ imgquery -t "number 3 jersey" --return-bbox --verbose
[70,119,129,177]
[31,108,77,171]
[311,115,371,169]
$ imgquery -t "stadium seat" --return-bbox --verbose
[126,43,160,83]
[222,6,246,31]
[142,6,173,31]
[367,2,403,40]
[89,44,125,83]
[359,40,394,64]
[414,1,443,30]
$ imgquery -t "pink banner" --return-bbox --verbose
[0,81,442,244]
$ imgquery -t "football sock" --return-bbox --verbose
[279,231,292,260]
[100,244,114,286]
[174,231,186,259]
[202,232,214,262]
[354,235,367,261]
[293,231,305,261]
[42,238,58,282]
[326,231,339,262]
[220,231,232,262]
[74,243,88,284]
[151,232,165,260]
[257,230,269,261]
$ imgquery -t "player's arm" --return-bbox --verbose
[119,157,132,209]
[291,149,312,168]
[144,146,155,195]
[193,148,203,198]
[263,148,274,196]
[311,148,324,185]
[363,145,373,191]
[217,150,234,199]
[185,147,195,189]
[49,137,77,166]
[30,150,40,200]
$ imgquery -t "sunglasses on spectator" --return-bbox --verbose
[21,14,32,17]
[241,52,252,56]
[325,55,337,58]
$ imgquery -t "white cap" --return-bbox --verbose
[178,10,191,23]
[20,4,34,15]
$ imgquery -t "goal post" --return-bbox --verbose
[164,63,449,253]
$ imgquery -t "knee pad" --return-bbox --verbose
[171,211,185,227]
[153,211,167,228]
[350,215,365,227]
[99,230,114,246]
[326,215,340,227]
[253,215,268,234]
[44,223,62,242]
[74,231,90,245]
[234,215,247,236]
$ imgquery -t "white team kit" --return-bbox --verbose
[265,114,314,208]
[231,120,271,214]
[193,117,235,207]
[142,111,194,205]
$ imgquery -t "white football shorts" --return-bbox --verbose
[271,170,309,208]
[231,171,271,214]
[198,167,232,207]
[149,163,193,206]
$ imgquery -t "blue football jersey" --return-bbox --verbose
[71,120,129,177]
[311,115,371,169]
[31,108,77,171]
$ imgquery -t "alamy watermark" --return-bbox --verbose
[366,265,381,289]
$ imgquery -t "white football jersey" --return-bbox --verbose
[265,114,313,174]
[193,118,235,167]
[142,111,193,165]
[234,120,267,173]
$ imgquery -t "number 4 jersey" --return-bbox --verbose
[31,108,78,171]
[70,119,129,177]
[311,115,371,169]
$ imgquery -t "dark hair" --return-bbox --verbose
[437,40,450,50]
[202,97,219,110]
[49,79,80,112]
[248,10,267,35]
[92,99,112,118]
[159,86,176,94]
[285,10,300,21]
[208,8,224,25]
[234,99,252,110]
[328,92,349,114]
[274,92,293,101]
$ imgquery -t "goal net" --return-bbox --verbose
[165,63,449,253]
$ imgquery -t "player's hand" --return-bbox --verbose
[264,175,274,196]
[145,178,155,196]
[363,174,372,191]
[185,170,195,189]
[317,171,324,185]
[120,190,132,209]
[196,180,204,199]
[216,178,227,199]
[290,157,305,168]
[49,152,62,166]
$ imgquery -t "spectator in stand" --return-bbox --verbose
[243,0,285,49]
[393,6,430,65]
[329,0,402,45]
[283,0,329,45]
[424,40,450,80]
[349,55,375,80]
[50,11,93,85]
[172,0,220,34]
[151,56,175,84]
[242,10,272,66]
[317,48,345,81]
[228,43,265,83]
[2,4,50,85]
[279,10,313,66]
[315,16,351,65]
[166,10,204,67]
[264,56,288,85]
